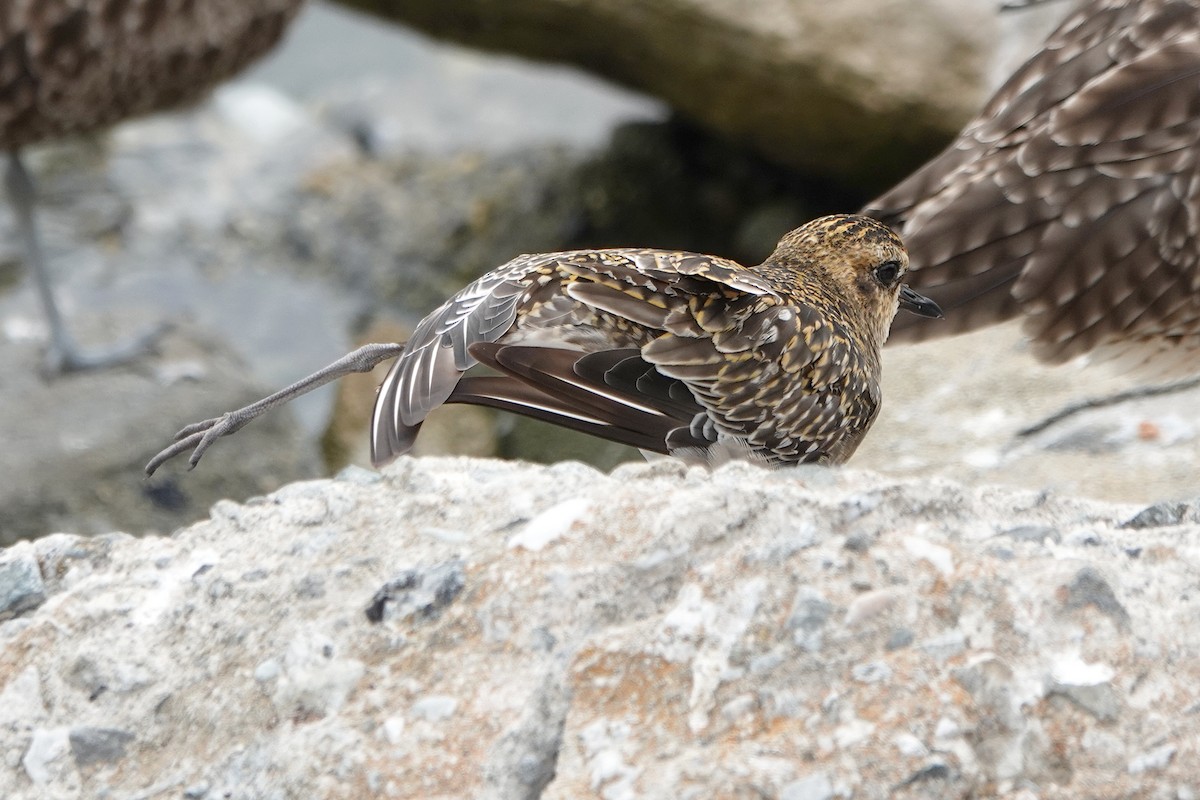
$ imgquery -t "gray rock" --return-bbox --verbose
[842,530,875,552]
[183,782,211,799]
[1063,567,1131,630]
[0,323,324,543]
[68,727,135,767]
[331,0,1065,188]
[852,299,1200,505]
[1000,524,1061,544]
[787,587,832,652]
[1,458,1198,798]
[364,558,466,623]
[895,762,953,789]
[0,551,45,619]
[1122,502,1190,529]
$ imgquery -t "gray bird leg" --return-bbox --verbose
[999,0,1066,11]
[1016,377,1200,438]
[145,341,407,476]
[6,150,168,374]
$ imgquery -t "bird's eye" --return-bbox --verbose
[873,260,901,287]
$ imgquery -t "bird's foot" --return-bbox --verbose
[145,411,254,477]
[42,320,173,376]
[144,341,407,476]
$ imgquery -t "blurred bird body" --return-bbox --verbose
[1,0,303,371]
[0,0,301,146]
[868,0,1200,377]
[146,214,941,475]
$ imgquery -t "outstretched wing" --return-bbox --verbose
[866,0,1200,368]
[369,247,780,465]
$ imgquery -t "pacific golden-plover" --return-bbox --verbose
[145,214,942,474]
[867,0,1200,377]
[1,0,302,372]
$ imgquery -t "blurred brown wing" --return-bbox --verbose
[866,0,1200,370]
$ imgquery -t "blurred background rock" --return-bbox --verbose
[2,0,1194,543]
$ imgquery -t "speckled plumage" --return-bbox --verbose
[867,0,1200,376]
[369,214,938,467]
[145,214,939,475]
[0,0,302,147]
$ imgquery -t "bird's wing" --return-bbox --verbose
[370,248,780,465]
[865,0,1200,363]
[450,284,876,465]
[449,344,707,454]
[370,251,558,462]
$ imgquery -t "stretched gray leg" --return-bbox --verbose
[999,0,1066,11]
[145,341,406,476]
[5,150,169,374]
[1016,377,1200,438]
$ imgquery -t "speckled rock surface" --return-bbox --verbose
[1,457,1197,798]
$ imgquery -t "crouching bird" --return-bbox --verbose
[145,214,941,475]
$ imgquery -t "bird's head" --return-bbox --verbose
[770,214,942,341]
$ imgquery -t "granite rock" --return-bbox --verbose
[1,457,1197,798]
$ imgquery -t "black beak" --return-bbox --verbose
[899,285,943,319]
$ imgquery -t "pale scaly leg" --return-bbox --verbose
[145,342,406,476]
